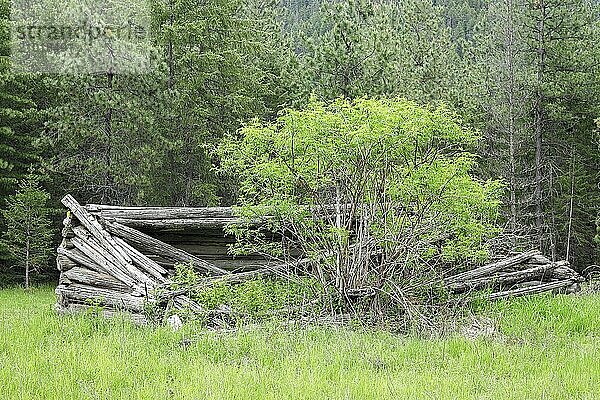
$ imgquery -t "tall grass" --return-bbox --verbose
[1,287,600,399]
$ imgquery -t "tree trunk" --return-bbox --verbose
[25,236,30,290]
[534,0,546,249]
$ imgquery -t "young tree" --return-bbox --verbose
[469,0,534,249]
[2,173,53,289]
[219,98,503,314]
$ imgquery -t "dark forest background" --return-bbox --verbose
[0,0,598,282]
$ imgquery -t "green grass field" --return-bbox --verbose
[1,286,600,399]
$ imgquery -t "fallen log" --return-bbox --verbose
[70,235,142,290]
[487,279,576,301]
[107,217,238,230]
[63,267,131,292]
[57,246,107,274]
[446,250,541,283]
[55,283,147,312]
[86,205,234,220]
[62,195,133,267]
[448,262,562,294]
[113,236,169,283]
[103,220,228,276]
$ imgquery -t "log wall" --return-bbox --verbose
[55,196,272,323]
[55,195,586,324]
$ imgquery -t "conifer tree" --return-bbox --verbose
[2,172,53,288]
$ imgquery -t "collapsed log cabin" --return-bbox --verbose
[55,195,585,324]
[55,195,279,323]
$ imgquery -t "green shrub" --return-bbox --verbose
[218,97,503,320]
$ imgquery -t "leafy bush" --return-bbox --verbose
[218,98,503,322]
[169,263,317,326]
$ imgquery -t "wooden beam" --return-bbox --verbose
[446,250,541,283]
[487,279,575,301]
[86,205,234,220]
[103,220,228,276]
[63,267,131,293]
[55,283,146,312]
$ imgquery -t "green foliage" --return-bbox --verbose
[194,278,311,318]
[170,262,315,323]
[219,97,503,312]
[1,172,53,288]
[300,0,461,104]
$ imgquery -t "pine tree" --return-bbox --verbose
[2,172,53,288]
[144,0,297,206]
[301,0,397,99]
[470,0,534,249]
[0,0,40,201]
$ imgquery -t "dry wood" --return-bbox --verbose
[526,254,552,264]
[107,217,238,230]
[55,283,146,312]
[72,225,156,288]
[62,195,133,267]
[70,235,141,290]
[552,264,583,282]
[446,249,541,283]
[60,238,75,249]
[56,254,77,272]
[113,236,169,283]
[63,266,131,292]
[86,205,234,220]
[449,263,558,293]
[57,246,107,274]
[102,220,228,276]
[487,279,575,300]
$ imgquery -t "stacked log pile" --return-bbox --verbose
[55,195,585,324]
[55,195,276,323]
[446,250,583,299]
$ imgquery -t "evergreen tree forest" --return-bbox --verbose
[0,0,598,281]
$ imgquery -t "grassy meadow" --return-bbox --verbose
[1,286,600,399]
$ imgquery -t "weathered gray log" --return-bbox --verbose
[62,195,133,267]
[63,266,131,292]
[113,236,169,283]
[56,254,77,272]
[446,250,541,283]
[103,220,228,276]
[60,238,75,249]
[57,246,107,274]
[72,225,155,286]
[551,264,583,281]
[448,262,561,293]
[526,254,552,264]
[55,283,147,312]
[55,302,147,325]
[86,205,234,220]
[107,217,238,230]
[487,279,575,300]
[70,235,141,290]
